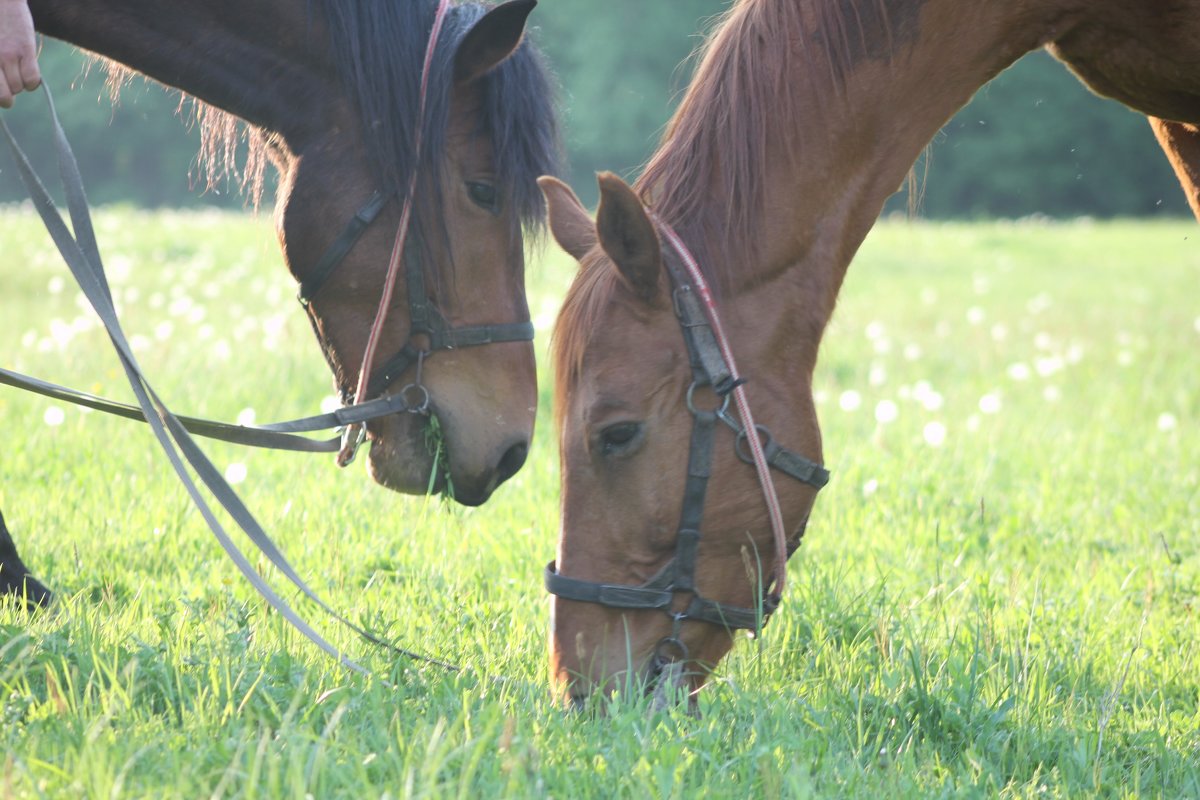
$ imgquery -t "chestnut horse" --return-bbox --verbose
[0,0,559,604]
[541,0,1200,704]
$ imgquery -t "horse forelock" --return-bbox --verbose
[635,0,898,289]
[320,0,561,245]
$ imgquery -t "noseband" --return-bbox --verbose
[544,223,831,662]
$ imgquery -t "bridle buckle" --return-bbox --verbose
[335,422,367,467]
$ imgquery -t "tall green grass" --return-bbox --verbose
[0,209,1197,798]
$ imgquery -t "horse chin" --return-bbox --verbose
[557,659,705,717]
[364,414,444,497]
[648,661,703,717]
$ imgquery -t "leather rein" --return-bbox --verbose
[0,0,517,674]
[544,219,831,664]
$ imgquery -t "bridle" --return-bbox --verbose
[298,0,535,468]
[544,219,831,669]
[296,190,535,466]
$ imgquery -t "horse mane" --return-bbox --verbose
[554,0,892,429]
[637,0,896,276]
[98,0,561,233]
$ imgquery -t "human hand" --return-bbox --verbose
[0,0,41,108]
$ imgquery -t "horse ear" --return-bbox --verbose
[595,172,662,305]
[539,176,596,262]
[454,0,537,85]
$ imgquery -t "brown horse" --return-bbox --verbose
[541,0,1200,704]
[1,0,560,605]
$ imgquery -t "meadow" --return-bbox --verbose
[0,208,1197,798]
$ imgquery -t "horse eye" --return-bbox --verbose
[599,422,642,456]
[466,181,498,211]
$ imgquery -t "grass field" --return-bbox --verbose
[0,208,1197,798]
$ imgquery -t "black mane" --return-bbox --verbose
[317,0,562,241]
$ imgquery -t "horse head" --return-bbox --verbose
[280,0,558,505]
[542,173,826,705]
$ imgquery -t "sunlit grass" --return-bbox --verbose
[0,209,1197,797]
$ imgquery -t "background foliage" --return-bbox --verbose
[0,1,1192,217]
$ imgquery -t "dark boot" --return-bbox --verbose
[0,510,52,609]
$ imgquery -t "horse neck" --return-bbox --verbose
[695,0,1082,369]
[28,0,342,154]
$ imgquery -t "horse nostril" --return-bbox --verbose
[495,439,529,484]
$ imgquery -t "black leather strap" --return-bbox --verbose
[297,190,391,305]
[0,366,428,453]
[544,562,674,611]
[431,320,535,350]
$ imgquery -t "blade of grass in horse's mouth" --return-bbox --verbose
[423,413,454,500]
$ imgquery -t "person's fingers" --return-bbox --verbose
[19,54,40,90]
[0,63,19,107]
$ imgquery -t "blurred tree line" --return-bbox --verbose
[0,1,1190,217]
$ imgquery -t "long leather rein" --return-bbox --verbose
[0,0,500,674]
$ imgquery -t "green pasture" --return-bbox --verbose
[0,209,1197,798]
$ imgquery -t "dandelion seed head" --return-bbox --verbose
[979,392,1002,414]
[839,390,862,412]
[875,400,899,425]
[1157,413,1178,432]
[166,296,192,316]
[1034,356,1063,377]
[1026,293,1052,314]
[1006,362,1032,381]
[862,478,879,497]
[224,462,248,484]
[923,421,947,447]
[43,406,65,427]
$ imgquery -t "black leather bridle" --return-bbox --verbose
[544,247,831,663]
[296,188,536,461]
